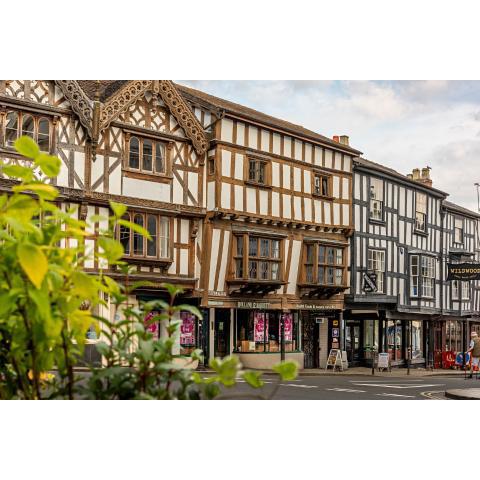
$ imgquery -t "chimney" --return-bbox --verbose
[332,135,350,146]
[409,167,433,188]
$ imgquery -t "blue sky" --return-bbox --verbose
[178,80,480,212]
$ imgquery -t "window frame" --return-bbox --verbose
[369,177,385,223]
[367,248,386,294]
[409,253,436,299]
[414,191,428,233]
[117,210,172,262]
[233,234,282,282]
[245,156,271,187]
[454,216,464,245]
[2,110,52,153]
[312,171,333,199]
[125,134,169,177]
[302,242,346,287]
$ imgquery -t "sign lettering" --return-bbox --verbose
[447,263,480,281]
[363,272,378,293]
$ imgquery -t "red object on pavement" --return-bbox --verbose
[442,351,456,369]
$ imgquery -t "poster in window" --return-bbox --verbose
[180,312,196,346]
[279,313,293,342]
[144,311,159,339]
[254,312,268,342]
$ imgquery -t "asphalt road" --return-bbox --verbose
[215,374,480,400]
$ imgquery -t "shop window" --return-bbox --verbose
[411,321,423,359]
[235,310,299,353]
[117,211,171,260]
[180,311,197,355]
[233,235,281,281]
[446,320,462,352]
[410,254,435,298]
[313,172,330,197]
[3,110,51,151]
[127,135,166,174]
[369,177,384,221]
[387,320,403,361]
[367,249,385,293]
[454,217,463,245]
[415,192,427,232]
[303,243,345,286]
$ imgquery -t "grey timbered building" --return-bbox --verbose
[346,160,447,367]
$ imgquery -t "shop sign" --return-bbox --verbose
[325,349,343,371]
[298,304,340,310]
[378,353,390,370]
[332,328,339,338]
[209,290,226,297]
[180,312,196,346]
[254,312,268,342]
[315,317,327,324]
[363,272,378,293]
[447,263,480,281]
[144,311,159,339]
[208,301,224,306]
[280,313,293,342]
[238,301,271,309]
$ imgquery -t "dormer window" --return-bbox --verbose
[127,136,166,175]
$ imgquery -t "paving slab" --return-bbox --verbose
[445,388,480,400]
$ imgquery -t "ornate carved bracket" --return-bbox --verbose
[55,81,93,137]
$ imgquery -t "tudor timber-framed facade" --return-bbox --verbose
[178,84,362,369]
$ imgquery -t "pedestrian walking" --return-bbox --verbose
[467,331,480,379]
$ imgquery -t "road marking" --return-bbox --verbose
[351,383,443,389]
[420,391,448,400]
[376,393,416,398]
[326,388,367,393]
[279,383,318,388]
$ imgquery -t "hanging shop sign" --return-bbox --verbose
[144,311,160,339]
[180,312,196,346]
[447,263,480,281]
[362,272,378,293]
[254,312,268,342]
[238,301,271,309]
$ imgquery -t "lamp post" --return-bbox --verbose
[280,312,286,362]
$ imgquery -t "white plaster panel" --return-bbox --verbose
[305,144,312,163]
[187,172,198,206]
[180,219,189,244]
[272,133,281,155]
[342,204,349,226]
[332,176,340,198]
[324,203,331,224]
[246,187,256,213]
[304,199,312,222]
[287,240,302,294]
[343,155,351,172]
[293,167,301,192]
[294,196,302,220]
[261,129,270,152]
[208,229,220,289]
[221,150,232,177]
[236,122,245,146]
[207,181,215,210]
[221,183,230,209]
[271,191,280,217]
[217,231,230,291]
[314,200,322,223]
[234,153,244,180]
[283,136,291,158]
[324,149,333,169]
[283,164,291,189]
[248,126,258,149]
[282,194,291,218]
[333,203,340,225]
[259,190,268,216]
[221,118,233,143]
[122,177,170,202]
[234,185,243,211]
[314,146,322,166]
[272,161,280,187]
[294,140,303,160]
[304,170,311,194]
[342,177,349,200]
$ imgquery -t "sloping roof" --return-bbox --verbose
[355,157,448,197]
[175,83,362,155]
[443,200,480,218]
[77,81,128,102]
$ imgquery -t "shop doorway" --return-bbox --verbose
[345,321,361,364]
[214,309,230,358]
[303,317,321,368]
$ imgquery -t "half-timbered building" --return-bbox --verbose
[178,85,362,369]
[346,160,447,367]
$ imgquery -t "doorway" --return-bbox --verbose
[302,316,321,368]
[345,321,361,364]
[214,309,230,358]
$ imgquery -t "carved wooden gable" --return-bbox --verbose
[2,80,70,108]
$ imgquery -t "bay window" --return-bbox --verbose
[233,235,281,281]
[367,249,385,293]
[304,243,345,286]
[118,211,171,260]
[127,135,166,175]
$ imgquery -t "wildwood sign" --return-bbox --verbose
[447,263,480,281]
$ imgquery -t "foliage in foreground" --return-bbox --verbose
[0,137,297,399]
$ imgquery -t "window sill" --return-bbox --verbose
[312,192,334,201]
[244,180,272,190]
[121,256,173,266]
[413,229,428,237]
[123,169,172,184]
[368,218,386,226]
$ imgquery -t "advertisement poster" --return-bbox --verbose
[254,312,268,342]
[279,313,293,341]
[180,312,196,346]
[144,311,159,339]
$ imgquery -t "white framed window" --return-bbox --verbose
[462,281,470,300]
[453,280,470,300]
[415,192,427,232]
[454,217,463,244]
[411,254,435,298]
[367,249,385,293]
[369,178,384,221]
[452,280,459,300]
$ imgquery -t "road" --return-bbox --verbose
[215,374,480,400]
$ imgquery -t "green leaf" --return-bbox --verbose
[18,243,48,289]
[35,153,61,178]
[174,304,203,320]
[272,361,298,381]
[109,201,127,218]
[2,164,34,181]
[97,236,124,263]
[117,219,151,240]
[13,183,58,200]
[209,356,240,387]
[242,370,265,388]
[14,136,40,159]
[28,287,51,322]
[71,271,98,299]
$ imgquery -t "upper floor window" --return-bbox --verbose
[452,280,470,300]
[248,158,268,184]
[454,217,464,244]
[415,192,427,232]
[410,254,435,298]
[118,211,170,260]
[367,249,385,293]
[127,136,166,175]
[304,243,345,286]
[369,178,384,221]
[313,173,331,197]
[234,235,281,281]
[3,111,51,152]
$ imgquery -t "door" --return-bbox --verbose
[302,316,321,368]
[345,322,361,363]
[214,309,230,358]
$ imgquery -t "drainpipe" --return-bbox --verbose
[438,207,446,369]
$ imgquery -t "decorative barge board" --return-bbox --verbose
[177,84,362,368]
[346,159,448,367]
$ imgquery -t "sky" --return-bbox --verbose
[178,80,480,212]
